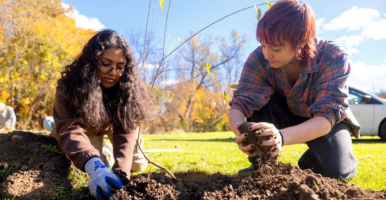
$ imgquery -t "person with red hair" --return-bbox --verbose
[229,0,360,180]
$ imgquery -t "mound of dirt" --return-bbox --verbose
[118,165,385,200]
[0,131,90,199]
[1,131,385,200]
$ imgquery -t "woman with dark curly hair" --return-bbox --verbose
[53,29,151,199]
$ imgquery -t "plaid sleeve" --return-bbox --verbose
[307,54,350,126]
[229,50,274,118]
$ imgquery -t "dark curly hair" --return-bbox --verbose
[57,29,150,132]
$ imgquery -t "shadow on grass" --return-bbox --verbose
[148,138,235,143]
[149,137,386,144]
[352,138,386,144]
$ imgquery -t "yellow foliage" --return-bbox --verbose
[189,86,228,129]
[19,107,30,116]
[0,0,95,129]
[1,90,10,100]
[20,98,31,107]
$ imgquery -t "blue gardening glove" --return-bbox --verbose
[85,157,122,200]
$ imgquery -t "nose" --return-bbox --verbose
[108,67,118,76]
[263,48,273,60]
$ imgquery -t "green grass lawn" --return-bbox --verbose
[136,132,386,191]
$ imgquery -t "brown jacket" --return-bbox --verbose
[53,89,137,174]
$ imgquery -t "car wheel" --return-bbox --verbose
[379,120,386,141]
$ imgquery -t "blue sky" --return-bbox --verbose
[61,0,386,93]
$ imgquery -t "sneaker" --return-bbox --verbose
[237,165,256,177]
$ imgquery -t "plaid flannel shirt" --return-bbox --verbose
[229,38,360,138]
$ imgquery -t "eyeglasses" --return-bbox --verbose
[98,64,125,76]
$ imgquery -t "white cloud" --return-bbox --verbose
[323,6,386,41]
[334,35,365,55]
[321,8,386,92]
[138,63,158,70]
[61,2,105,31]
[361,19,386,40]
[348,61,386,92]
[321,6,386,56]
[159,79,177,87]
[323,6,380,31]
[315,18,325,35]
[61,2,70,9]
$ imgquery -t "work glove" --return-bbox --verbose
[85,157,122,200]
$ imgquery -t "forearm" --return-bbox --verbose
[112,124,138,174]
[281,116,332,145]
[228,109,246,136]
[53,90,99,171]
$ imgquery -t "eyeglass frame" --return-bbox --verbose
[97,62,126,76]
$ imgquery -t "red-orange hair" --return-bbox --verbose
[256,0,316,67]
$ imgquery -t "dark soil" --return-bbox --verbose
[0,131,90,199]
[238,122,277,167]
[1,131,385,200]
[238,122,276,154]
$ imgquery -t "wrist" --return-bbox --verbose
[85,157,107,175]
[279,130,284,147]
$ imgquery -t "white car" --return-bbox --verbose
[230,83,386,140]
[348,86,386,140]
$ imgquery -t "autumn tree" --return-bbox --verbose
[126,30,161,68]
[219,31,246,96]
[162,30,247,132]
[0,0,94,129]
[377,90,386,99]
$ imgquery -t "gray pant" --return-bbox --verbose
[247,93,358,180]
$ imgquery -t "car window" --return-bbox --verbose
[348,89,367,104]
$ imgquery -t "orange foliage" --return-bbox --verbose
[0,0,95,129]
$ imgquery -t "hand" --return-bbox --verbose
[236,122,283,157]
[234,122,256,157]
[85,157,122,200]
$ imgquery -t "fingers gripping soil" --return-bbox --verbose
[237,122,277,168]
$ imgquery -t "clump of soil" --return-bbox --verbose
[116,163,386,200]
[237,122,277,167]
[0,131,90,200]
[1,131,385,200]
